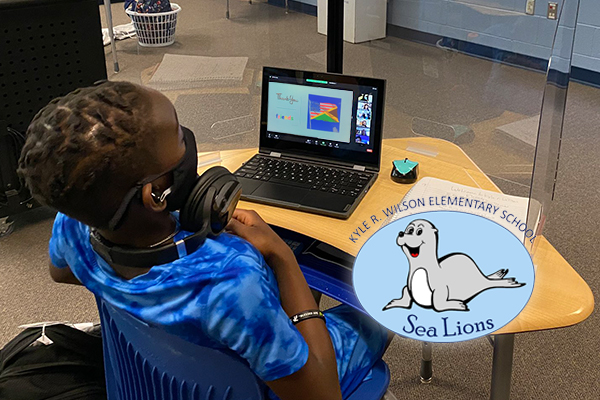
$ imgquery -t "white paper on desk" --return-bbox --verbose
[382,177,541,242]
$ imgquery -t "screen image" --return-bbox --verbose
[307,94,341,132]
[261,67,385,169]
[267,82,354,143]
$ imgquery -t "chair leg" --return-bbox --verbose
[226,0,230,19]
[420,341,433,383]
[285,0,289,13]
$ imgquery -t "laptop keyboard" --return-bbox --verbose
[234,155,372,197]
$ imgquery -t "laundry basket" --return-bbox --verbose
[126,3,181,47]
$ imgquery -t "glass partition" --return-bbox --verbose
[336,0,579,251]
[102,0,579,251]
[528,0,580,253]
[102,0,327,153]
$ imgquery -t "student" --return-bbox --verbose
[18,81,391,400]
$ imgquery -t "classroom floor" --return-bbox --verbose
[1,1,598,398]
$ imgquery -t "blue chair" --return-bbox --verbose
[97,297,390,400]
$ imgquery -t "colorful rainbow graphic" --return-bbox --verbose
[307,94,341,132]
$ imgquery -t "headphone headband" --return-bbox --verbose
[90,229,208,268]
[90,166,241,269]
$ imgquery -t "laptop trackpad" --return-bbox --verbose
[238,177,264,196]
[302,192,355,212]
[251,183,308,205]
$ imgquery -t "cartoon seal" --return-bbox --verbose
[383,219,525,312]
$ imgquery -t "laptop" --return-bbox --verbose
[234,67,386,219]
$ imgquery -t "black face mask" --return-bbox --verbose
[107,126,199,231]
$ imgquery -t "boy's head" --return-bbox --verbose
[18,81,185,229]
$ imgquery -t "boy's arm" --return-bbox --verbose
[226,210,343,400]
[263,248,343,400]
[49,261,82,285]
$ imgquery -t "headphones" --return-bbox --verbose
[90,166,242,269]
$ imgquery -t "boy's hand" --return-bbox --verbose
[226,209,294,265]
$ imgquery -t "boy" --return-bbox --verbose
[18,81,390,400]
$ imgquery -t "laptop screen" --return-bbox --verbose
[260,67,385,171]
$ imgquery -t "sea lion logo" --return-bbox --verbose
[383,219,524,312]
[352,211,535,343]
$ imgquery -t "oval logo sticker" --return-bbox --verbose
[353,211,535,343]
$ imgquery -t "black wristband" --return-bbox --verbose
[290,310,325,325]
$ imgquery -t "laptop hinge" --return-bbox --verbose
[270,152,282,158]
[353,165,366,172]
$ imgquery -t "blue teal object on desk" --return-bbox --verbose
[391,158,419,184]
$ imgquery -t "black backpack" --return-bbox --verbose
[0,324,107,400]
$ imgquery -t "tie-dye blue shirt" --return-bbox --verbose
[49,212,387,397]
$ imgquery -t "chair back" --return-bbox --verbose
[97,297,265,400]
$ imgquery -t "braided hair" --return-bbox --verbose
[18,81,158,228]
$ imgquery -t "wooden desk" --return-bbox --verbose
[199,137,593,399]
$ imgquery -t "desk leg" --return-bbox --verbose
[420,341,433,383]
[490,334,514,400]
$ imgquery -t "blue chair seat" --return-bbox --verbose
[97,297,390,400]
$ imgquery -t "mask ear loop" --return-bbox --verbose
[107,172,165,231]
[107,183,143,231]
[106,126,189,231]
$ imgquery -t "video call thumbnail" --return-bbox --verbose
[355,128,370,144]
[355,94,373,145]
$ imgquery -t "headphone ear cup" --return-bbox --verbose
[180,179,210,232]
[210,180,242,235]
[179,166,233,233]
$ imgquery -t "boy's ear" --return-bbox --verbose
[141,183,168,213]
